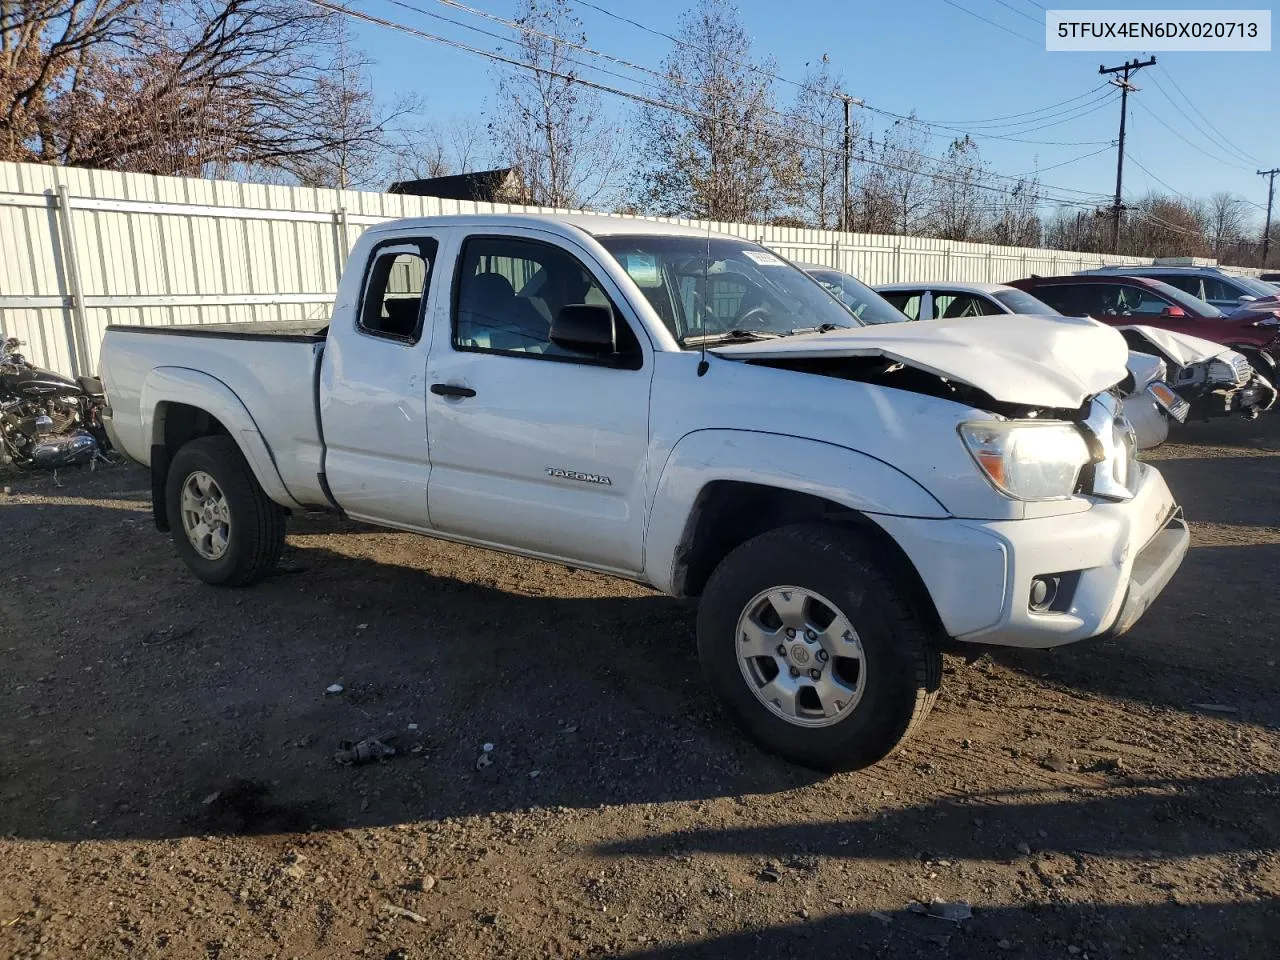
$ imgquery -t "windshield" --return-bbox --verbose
[992,288,1061,315]
[1234,275,1280,298]
[1148,279,1226,318]
[596,236,860,344]
[804,269,907,325]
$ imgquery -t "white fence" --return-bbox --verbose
[0,159,1168,376]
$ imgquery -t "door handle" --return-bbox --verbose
[430,383,476,398]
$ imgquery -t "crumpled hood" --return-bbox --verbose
[1116,324,1232,367]
[711,313,1129,409]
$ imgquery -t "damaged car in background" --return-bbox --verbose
[857,277,1273,447]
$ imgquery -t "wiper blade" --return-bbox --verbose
[682,329,784,346]
[788,322,846,336]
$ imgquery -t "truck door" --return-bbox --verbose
[319,232,446,529]
[424,231,654,574]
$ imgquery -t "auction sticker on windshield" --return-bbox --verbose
[621,253,661,287]
[743,251,784,266]
[1046,10,1270,51]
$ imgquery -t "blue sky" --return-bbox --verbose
[349,0,1278,223]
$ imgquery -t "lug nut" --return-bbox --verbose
[809,669,822,680]
[789,666,800,677]
[776,644,787,657]
[785,628,796,639]
[805,629,817,641]
[816,649,829,662]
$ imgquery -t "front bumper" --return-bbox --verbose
[874,463,1189,649]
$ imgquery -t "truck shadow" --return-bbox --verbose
[0,482,1273,844]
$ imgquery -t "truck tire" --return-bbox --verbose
[165,435,286,586]
[697,523,942,772]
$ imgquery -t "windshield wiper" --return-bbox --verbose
[787,322,846,335]
[682,329,785,346]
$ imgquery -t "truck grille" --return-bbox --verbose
[1229,354,1253,385]
[1079,392,1139,501]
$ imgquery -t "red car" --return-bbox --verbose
[1010,274,1280,382]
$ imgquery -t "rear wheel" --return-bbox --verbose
[165,435,286,586]
[696,523,942,771]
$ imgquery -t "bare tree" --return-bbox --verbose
[850,116,934,235]
[386,116,493,183]
[633,0,789,221]
[786,55,850,229]
[928,135,986,241]
[988,177,1043,247]
[0,0,135,160]
[488,0,622,208]
[2,0,403,180]
[1205,191,1248,260]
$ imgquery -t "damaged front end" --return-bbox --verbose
[1118,327,1277,421]
[745,352,1139,501]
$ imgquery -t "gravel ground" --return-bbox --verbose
[1,417,1278,959]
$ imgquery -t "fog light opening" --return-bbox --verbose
[1029,575,1060,612]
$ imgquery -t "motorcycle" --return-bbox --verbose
[0,331,111,470]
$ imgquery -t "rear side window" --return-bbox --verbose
[1021,285,1085,316]
[881,292,921,320]
[359,239,438,343]
[933,294,998,319]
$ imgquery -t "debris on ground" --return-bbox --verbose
[325,683,344,695]
[1191,703,1239,713]
[1015,842,1032,856]
[909,899,973,924]
[758,865,782,882]
[334,737,397,765]
[380,903,428,924]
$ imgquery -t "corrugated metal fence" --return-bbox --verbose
[0,159,1164,376]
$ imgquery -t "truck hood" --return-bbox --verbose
[711,313,1128,409]
[1115,324,1231,367]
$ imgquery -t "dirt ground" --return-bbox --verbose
[1,417,1278,960]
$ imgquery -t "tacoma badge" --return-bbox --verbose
[546,467,612,485]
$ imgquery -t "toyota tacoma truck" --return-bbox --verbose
[97,214,1190,771]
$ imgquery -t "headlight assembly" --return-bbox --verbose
[959,420,1092,501]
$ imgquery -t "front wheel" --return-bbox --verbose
[697,523,942,771]
[165,435,286,586]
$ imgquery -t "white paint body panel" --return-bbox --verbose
[711,312,1130,409]
[97,213,1187,650]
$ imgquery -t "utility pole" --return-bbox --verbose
[1260,167,1279,267]
[1099,56,1156,254]
[841,95,851,233]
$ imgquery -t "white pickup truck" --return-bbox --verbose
[99,214,1190,771]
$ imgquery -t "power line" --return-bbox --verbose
[309,0,1106,208]
[1155,65,1263,167]
[938,0,1040,46]
[1146,67,1262,169]
[992,0,1043,27]
[906,83,1109,128]
[1131,99,1254,172]
[385,0,842,140]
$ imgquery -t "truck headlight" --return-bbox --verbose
[959,421,1091,501]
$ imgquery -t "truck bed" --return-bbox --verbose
[99,322,330,508]
[105,319,329,342]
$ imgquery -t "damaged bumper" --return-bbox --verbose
[874,463,1189,648]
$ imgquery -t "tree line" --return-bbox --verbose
[2,0,1273,265]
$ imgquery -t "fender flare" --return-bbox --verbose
[141,366,302,509]
[643,429,949,594]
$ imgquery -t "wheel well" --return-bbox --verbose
[149,403,231,532]
[673,482,942,631]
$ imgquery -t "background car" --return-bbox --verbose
[793,263,910,325]
[1076,264,1280,318]
[1009,273,1280,386]
[872,280,1273,426]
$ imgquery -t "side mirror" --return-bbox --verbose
[1161,305,1187,319]
[1239,295,1258,303]
[550,304,617,357]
